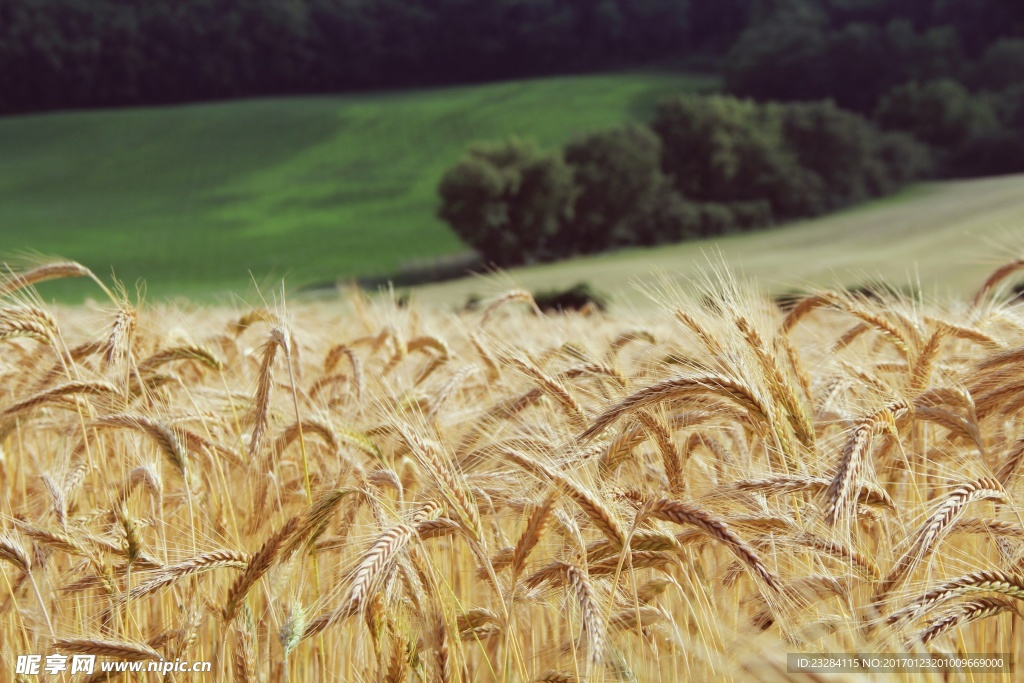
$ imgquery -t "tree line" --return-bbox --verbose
[438,97,929,266]
[726,0,1024,176]
[3,0,1022,117]
[0,0,704,113]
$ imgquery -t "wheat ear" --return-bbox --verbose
[643,498,782,593]
[887,569,1024,626]
[972,258,1024,306]
[302,523,417,641]
[53,638,162,661]
[510,494,557,582]
[823,399,909,526]
[223,516,301,621]
[578,373,770,443]
[563,563,605,667]
[875,478,1006,604]
[504,449,625,548]
[248,326,289,459]
[0,261,95,296]
[910,596,1021,645]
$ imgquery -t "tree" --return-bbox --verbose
[970,39,1024,92]
[723,19,830,104]
[726,16,964,114]
[782,101,903,206]
[994,84,1024,132]
[560,124,668,252]
[652,95,769,201]
[930,0,1024,56]
[653,94,931,220]
[651,94,804,218]
[687,0,754,53]
[951,127,1024,176]
[874,79,998,149]
[437,140,576,266]
[871,131,934,190]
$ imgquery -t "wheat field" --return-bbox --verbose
[2,260,1024,682]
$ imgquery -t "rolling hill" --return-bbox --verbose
[0,71,715,300]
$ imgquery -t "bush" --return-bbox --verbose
[696,203,737,236]
[533,282,609,314]
[355,251,484,289]
[437,139,576,267]
[782,101,882,206]
[782,101,932,205]
[873,131,935,189]
[993,85,1024,132]
[728,200,774,231]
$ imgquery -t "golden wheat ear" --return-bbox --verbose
[973,258,1024,307]
[0,260,97,297]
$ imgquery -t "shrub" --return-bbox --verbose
[728,200,774,231]
[993,85,1024,132]
[533,282,609,313]
[438,95,931,266]
[355,251,483,289]
[782,100,932,205]
[696,203,737,236]
[870,131,935,190]
[782,101,884,206]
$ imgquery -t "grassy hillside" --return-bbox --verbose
[409,173,1024,308]
[0,71,715,301]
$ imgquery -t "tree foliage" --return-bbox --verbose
[874,80,997,150]
[561,125,669,253]
[725,18,963,114]
[722,0,1024,177]
[969,39,1024,92]
[437,140,576,266]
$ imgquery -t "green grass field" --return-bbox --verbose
[0,71,715,301]
[407,173,1024,309]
